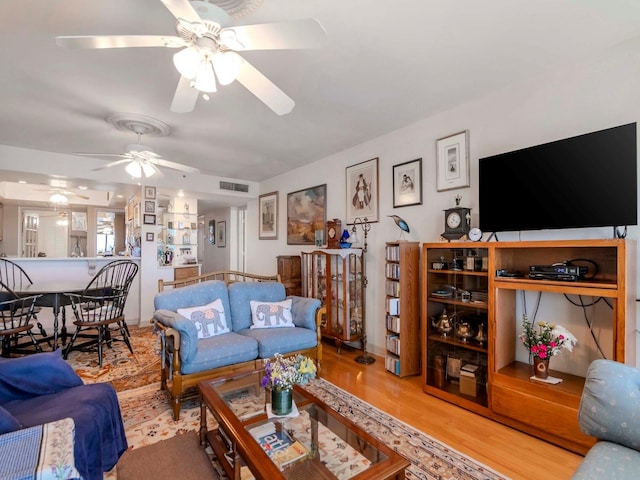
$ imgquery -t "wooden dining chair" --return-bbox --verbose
[0,291,43,357]
[0,258,50,345]
[63,259,139,367]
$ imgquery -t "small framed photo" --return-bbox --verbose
[346,158,379,224]
[146,232,154,242]
[143,213,156,225]
[145,200,155,213]
[436,130,470,191]
[145,186,156,199]
[208,219,215,245]
[71,211,87,232]
[259,191,278,240]
[393,158,422,208]
[217,220,226,248]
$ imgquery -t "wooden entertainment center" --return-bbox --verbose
[421,239,636,454]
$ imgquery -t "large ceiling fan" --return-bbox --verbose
[56,0,327,115]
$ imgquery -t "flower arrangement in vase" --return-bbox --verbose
[519,315,577,379]
[262,353,317,415]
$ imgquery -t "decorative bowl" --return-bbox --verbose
[339,242,352,249]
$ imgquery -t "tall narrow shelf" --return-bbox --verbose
[384,241,421,377]
[421,239,635,454]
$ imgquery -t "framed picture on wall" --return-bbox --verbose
[259,191,278,240]
[217,220,226,248]
[345,157,379,224]
[144,186,156,199]
[143,214,156,225]
[146,232,154,242]
[436,130,470,191]
[71,211,87,232]
[144,200,155,213]
[287,184,327,245]
[393,158,422,208]
[208,220,215,245]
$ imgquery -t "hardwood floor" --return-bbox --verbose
[319,341,582,480]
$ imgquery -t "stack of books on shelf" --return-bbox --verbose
[385,244,400,261]
[386,314,401,334]
[248,422,309,470]
[385,355,401,375]
[385,280,400,296]
[386,334,400,355]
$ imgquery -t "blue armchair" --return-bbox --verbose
[572,359,640,479]
[0,350,128,480]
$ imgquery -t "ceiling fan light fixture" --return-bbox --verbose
[141,162,156,178]
[125,161,143,178]
[212,51,242,85]
[194,60,217,92]
[173,46,201,79]
[49,193,68,204]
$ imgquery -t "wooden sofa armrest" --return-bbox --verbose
[152,320,182,374]
[315,306,325,366]
[158,270,281,292]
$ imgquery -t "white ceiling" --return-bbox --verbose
[1,0,640,207]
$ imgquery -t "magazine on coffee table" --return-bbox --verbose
[248,422,309,469]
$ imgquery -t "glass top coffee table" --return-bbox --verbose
[199,370,409,480]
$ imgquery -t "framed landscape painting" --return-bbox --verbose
[287,184,327,245]
[345,158,379,224]
[259,191,278,240]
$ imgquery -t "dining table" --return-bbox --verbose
[13,281,92,350]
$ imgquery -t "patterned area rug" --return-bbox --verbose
[111,381,508,480]
[66,326,161,391]
[72,327,508,480]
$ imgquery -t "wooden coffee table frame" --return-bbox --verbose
[199,373,408,480]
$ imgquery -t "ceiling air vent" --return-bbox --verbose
[219,181,249,193]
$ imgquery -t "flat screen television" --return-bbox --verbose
[478,122,637,233]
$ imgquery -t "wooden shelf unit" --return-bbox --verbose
[277,255,302,296]
[384,241,421,377]
[421,239,635,454]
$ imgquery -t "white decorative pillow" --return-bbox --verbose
[250,299,294,329]
[177,299,230,338]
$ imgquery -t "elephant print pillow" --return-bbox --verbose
[249,299,294,329]
[177,299,230,338]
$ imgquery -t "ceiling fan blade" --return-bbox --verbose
[160,0,203,28]
[171,75,200,113]
[56,35,186,49]
[222,19,327,51]
[155,158,200,174]
[73,152,129,159]
[91,159,132,171]
[235,60,295,115]
[69,193,91,200]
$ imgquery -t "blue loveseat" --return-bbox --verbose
[153,275,323,420]
[0,350,127,480]
[571,359,640,479]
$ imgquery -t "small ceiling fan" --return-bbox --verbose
[73,119,199,178]
[35,187,90,203]
[56,0,327,114]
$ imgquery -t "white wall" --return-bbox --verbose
[249,38,640,362]
[201,208,232,272]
